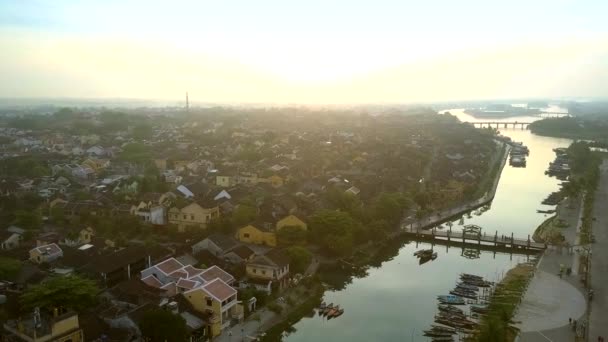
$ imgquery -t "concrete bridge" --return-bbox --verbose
[535,112,570,118]
[467,121,533,129]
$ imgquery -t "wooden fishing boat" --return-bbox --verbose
[333,308,344,317]
[424,330,453,337]
[414,249,433,257]
[431,324,456,333]
[449,290,477,300]
[322,303,334,316]
[460,273,483,280]
[327,305,340,318]
[470,304,489,314]
[456,283,479,291]
[437,305,463,315]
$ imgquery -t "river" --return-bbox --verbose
[281,108,572,342]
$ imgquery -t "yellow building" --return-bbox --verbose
[168,202,220,232]
[81,158,110,171]
[3,311,84,342]
[236,224,277,247]
[268,175,284,188]
[216,175,233,187]
[153,158,167,171]
[276,215,307,231]
[78,226,94,244]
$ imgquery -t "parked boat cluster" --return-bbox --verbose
[424,273,493,341]
[546,147,570,180]
[508,142,528,167]
[317,302,344,320]
[413,249,438,265]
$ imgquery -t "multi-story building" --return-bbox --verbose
[140,258,242,337]
[168,202,219,232]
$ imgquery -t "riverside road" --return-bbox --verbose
[590,159,608,341]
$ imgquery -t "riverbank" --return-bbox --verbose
[473,262,536,341]
[401,141,510,232]
[251,143,513,340]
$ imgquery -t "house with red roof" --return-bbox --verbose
[140,258,242,338]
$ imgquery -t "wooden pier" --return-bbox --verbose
[402,225,546,254]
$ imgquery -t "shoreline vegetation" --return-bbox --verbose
[529,117,608,141]
[472,262,536,342]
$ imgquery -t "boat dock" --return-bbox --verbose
[402,225,546,253]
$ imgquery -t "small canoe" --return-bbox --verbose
[327,305,340,318]
[333,308,344,317]
[414,249,433,257]
[322,303,334,316]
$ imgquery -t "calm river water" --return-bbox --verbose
[282,108,572,342]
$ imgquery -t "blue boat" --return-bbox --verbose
[437,295,465,305]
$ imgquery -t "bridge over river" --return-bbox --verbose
[467,121,533,129]
[401,224,546,254]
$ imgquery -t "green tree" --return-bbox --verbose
[277,226,307,246]
[286,246,312,274]
[13,210,42,230]
[373,192,409,224]
[139,309,188,342]
[119,143,152,163]
[132,124,154,141]
[232,205,257,226]
[0,257,22,280]
[21,275,99,312]
[309,210,360,255]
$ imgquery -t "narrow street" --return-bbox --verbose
[589,159,608,340]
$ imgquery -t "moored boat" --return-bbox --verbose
[322,303,334,316]
[437,295,465,305]
[327,305,340,318]
[414,249,433,257]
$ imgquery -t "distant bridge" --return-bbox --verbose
[535,112,570,118]
[466,121,533,129]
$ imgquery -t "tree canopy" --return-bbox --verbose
[139,309,188,342]
[0,257,22,280]
[232,205,257,226]
[277,225,308,246]
[286,246,312,274]
[309,210,361,256]
[21,275,99,312]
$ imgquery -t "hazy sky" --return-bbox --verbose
[1,0,607,103]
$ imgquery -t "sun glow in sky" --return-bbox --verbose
[1,0,607,103]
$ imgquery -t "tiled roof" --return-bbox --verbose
[176,278,198,290]
[229,245,255,259]
[141,275,163,288]
[156,258,184,275]
[169,270,188,279]
[207,234,239,251]
[200,265,234,284]
[202,279,236,302]
[182,265,204,278]
[32,243,62,255]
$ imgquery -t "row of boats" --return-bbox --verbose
[546,147,570,180]
[317,302,344,319]
[413,249,438,265]
[425,274,494,341]
[509,142,529,168]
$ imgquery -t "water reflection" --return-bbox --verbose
[284,109,569,341]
